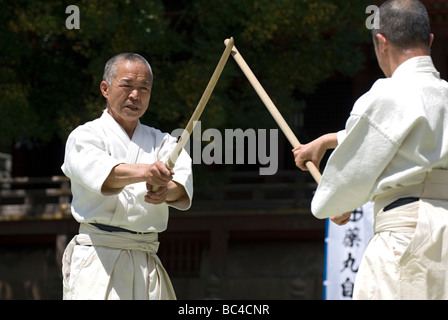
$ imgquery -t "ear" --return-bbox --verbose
[100,81,109,99]
[429,33,435,48]
[375,33,388,53]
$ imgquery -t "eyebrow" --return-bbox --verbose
[119,78,152,86]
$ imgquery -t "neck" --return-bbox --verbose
[107,108,138,138]
[119,119,138,138]
[123,125,137,138]
[388,47,430,77]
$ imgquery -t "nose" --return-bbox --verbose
[128,88,139,100]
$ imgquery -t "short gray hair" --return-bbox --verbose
[102,53,153,86]
[372,0,431,50]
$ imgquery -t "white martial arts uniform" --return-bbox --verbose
[312,56,448,299]
[61,109,193,300]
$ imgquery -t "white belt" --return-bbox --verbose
[374,201,419,234]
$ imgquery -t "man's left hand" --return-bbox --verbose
[145,182,168,204]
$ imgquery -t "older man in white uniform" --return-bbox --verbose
[294,0,448,299]
[61,53,193,300]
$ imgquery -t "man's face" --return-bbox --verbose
[101,60,152,130]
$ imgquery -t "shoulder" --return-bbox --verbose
[67,118,98,137]
[65,117,109,149]
[139,123,163,136]
[349,79,397,127]
[138,123,177,147]
[139,123,170,139]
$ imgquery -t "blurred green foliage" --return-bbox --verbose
[0,0,370,152]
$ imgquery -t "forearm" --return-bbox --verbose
[318,132,339,150]
[102,163,147,194]
[166,181,187,202]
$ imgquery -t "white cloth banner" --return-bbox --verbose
[323,202,374,300]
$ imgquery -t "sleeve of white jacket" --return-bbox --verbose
[156,134,193,211]
[336,129,347,144]
[311,115,398,219]
[61,125,122,195]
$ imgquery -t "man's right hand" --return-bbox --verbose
[144,161,173,187]
[292,133,339,171]
[102,161,173,195]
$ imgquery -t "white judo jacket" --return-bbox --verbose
[313,56,448,218]
[60,109,193,299]
[62,109,193,232]
[313,56,448,300]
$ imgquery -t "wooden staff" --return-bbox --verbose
[152,37,235,191]
[224,38,321,183]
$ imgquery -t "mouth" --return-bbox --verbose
[124,104,140,111]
